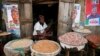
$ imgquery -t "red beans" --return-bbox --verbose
[59,32,87,46]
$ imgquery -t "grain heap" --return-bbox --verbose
[32,40,59,53]
[10,39,33,48]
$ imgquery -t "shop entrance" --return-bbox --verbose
[32,2,58,40]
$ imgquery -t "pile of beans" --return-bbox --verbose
[59,32,87,46]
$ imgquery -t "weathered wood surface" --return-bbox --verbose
[24,4,32,20]
[58,1,74,36]
[61,0,74,3]
[21,23,33,37]
[18,1,33,38]
[3,0,32,3]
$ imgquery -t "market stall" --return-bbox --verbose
[1,0,33,55]
[57,0,100,56]
[1,0,100,56]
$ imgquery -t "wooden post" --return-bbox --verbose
[18,0,33,38]
[80,50,84,56]
[65,49,70,56]
[92,48,95,56]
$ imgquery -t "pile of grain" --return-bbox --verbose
[32,40,59,53]
[10,39,33,48]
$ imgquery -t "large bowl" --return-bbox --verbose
[30,40,61,56]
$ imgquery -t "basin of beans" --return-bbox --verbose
[59,32,87,46]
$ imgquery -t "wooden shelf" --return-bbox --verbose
[3,0,32,3]
[38,1,58,4]
[60,0,75,3]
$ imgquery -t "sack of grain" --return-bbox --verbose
[4,39,33,56]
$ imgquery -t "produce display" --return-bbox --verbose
[73,26,91,34]
[86,34,100,46]
[59,32,87,46]
[10,39,33,48]
[77,29,91,33]
[32,40,59,53]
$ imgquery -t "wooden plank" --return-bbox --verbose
[21,23,33,37]
[18,3,33,38]
[58,2,73,36]
[58,2,69,21]
[24,3,32,19]
[3,0,32,3]
[21,24,26,37]
[25,23,33,37]
[19,0,32,3]
[3,0,18,2]
[21,20,33,24]
[61,0,74,3]
[38,1,58,4]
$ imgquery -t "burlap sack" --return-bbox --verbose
[4,39,33,56]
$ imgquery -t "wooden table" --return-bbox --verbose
[0,32,11,55]
[0,32,11,43]
[0,32,11,37]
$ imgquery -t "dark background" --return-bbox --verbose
[32,3,58,40]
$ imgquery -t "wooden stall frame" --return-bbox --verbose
[57,0,75,36]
